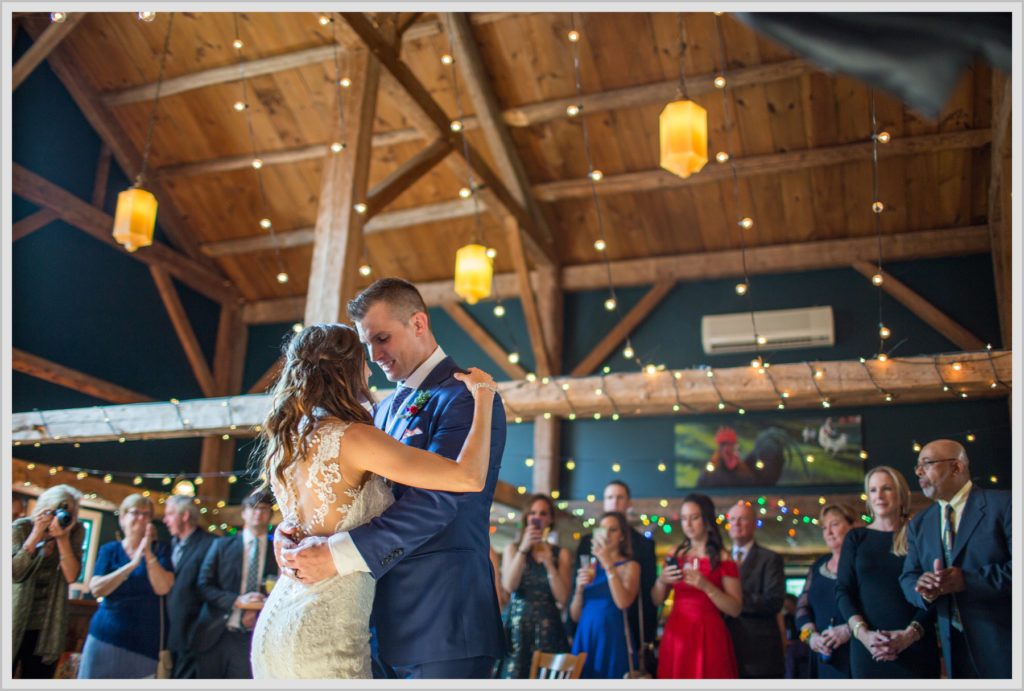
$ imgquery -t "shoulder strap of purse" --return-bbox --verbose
[636,574,648,674]
[621,608,636,675]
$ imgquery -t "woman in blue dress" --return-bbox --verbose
[78,494,175,678]
[569,511,640,679]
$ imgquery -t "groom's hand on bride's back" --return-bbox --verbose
[281,536,336,584]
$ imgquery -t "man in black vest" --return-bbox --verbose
[162,494,217,679]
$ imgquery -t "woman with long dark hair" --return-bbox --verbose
[836,466,939,678]
[653,493,742,678]
[249,323,499,678]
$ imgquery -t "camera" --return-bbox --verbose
[53,502,73,529]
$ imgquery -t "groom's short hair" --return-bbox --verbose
[347,277,428,324]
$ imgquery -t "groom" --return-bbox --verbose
[277,278,507,678]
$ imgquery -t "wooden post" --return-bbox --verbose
[989,70,1012,349]
[200,306,248,502]
[304,47,379,325]
[531,266,564,495]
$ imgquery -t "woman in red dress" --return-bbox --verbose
[653,493,743,678]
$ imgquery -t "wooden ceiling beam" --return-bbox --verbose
[90,144,112,207]
[13,348,155,405]
[12,208,58,243]
[534,129,992,201]
[988,70,1012,349]
[12,11,85,90]
[12,351,1009,444]
[850,262,986,352]
[12,163,239,305]
[506,216,552,376]
[571,280,676,377]
[440,302,527,379]
[341,12,557,269]
[364,137,452,218]
[149,266,217,397]
[21,16,218,268]
[238,226,992,323]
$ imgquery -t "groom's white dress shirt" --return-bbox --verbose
[327,346,447,577]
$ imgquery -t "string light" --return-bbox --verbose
[738,217,753,230]
[138,11,157,22]
[715,151,730,163]
[593,239,606,251]
[330,141,345,153]
[566,104,581,117]
[339,77,352,88]
[604,297,617,311]
[440,53,454,65]
[735,282,748,295]
[450,119,464,132]
[713,75,727,88]
[276,272,289,284]
[232,100,247,112]
[318,14,331,26]
[493,304,506,317]
[232,38,244,50]
[507,352,520,364]
[567,29,580,42]
[50,12,67,23]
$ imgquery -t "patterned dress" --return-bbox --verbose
[496,546,569,678]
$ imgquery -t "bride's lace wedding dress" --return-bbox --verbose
[251,419,393,679]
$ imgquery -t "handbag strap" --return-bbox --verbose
[621,609,636,675]
[635,574,648,675]
[159,595,165,651]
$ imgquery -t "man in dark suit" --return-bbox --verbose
[575,480,657,670]
[276,278,506,679]
[725,500,785,678]
[162,494,217,679]
[900,439,1012,678]
[195,490,277,679]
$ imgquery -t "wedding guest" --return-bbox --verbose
[79,494,175,678]
[195,490,277,679]
[836,466,939,678]
[796,503,856,679]
[496,494,571,678]
[11,485,85,678]
[653,493,741,679]
[12,492,29,521]
[781,593,809,679]
[570,511,640,678]
[162,495,218,679]
[725,501,786,678]
[901,439,1011,678]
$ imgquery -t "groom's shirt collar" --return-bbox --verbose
[400,345,446,392]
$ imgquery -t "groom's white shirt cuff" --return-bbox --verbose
[328,531,370,576]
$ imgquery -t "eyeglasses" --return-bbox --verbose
[124,509,153,518]
[914,458,958,472]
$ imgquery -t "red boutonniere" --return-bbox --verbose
[402,390,432,419]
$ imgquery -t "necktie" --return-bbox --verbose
[244,537,260,595]
[734,548,745,565]
[942,504,963,631]
[387,386,413,427]
[172,538,184,570]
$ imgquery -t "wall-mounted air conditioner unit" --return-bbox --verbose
[701,306,834,355]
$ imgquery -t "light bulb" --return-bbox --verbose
[458,186,472,199]
[318,15,331,26]
[450,119,464,132]
[879,325,891,339]
[778,402,786,410]
[259,218,272,229]
[485,247,497,259]
[644,364,657,375]
[735,282,748,295]
[138,11,157,22]
[354,202,367,214]
[822,399,831,408]
[507,352,520,364]
[50,12,67,23]
[716,151,730,163]
[750,357,762,369]
[525,372,536,382]
[756,335,768,345]
[251,158,263,169]
[884,393,894,402]
[623,346,635,359]
[589,169,603,182]
[672,404,680,412]
[359,264,372,277]
[738,217,753,230]
[292,322,303,333]
[872,201,884,213]
[567,29,580,42]
[276,272,289,284]
[717,402,726,410]
[233,101,247,112]
[960,392,968,399]
[594,238,606,251]
[612,413,620,421]
[876,131,891,144]
[877,353,888,362]
[871,273,884,286]
[339,77,352,88]
[493,304,506,317]
[568,413,577,420]
[593,413,602,420]
[951,361,963,371]
[814,369,824,379]
[440,53,454,65]
[330,141,345,153]
[232,38,244,50]
[566,104,581,117]
[738,408,746,415]
[604,297,617,311]
[966,432,976,442]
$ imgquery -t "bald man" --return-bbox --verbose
[900,439,1011,678]
[725,501,786,678]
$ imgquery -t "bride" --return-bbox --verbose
[249,323,497,678]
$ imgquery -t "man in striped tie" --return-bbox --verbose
[900,439,1012,678]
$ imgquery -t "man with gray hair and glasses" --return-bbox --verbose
[900,439,1011,678]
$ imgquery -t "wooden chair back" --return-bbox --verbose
[528,651,587,679]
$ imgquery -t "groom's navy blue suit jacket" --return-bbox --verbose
[900,487,1012,678]
[350,356,507,667]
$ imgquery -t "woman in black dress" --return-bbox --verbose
[796,503,856,678]
[836,466,939,678]
[496,494,572,678]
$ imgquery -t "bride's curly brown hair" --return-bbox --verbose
[254,323,373,488]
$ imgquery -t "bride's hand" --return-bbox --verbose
[274,519,302,571]
[453,367,496,397]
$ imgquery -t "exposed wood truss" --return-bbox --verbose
[239,226,992,324]
[12,11,85,90]
[851,261,986,351]
[12,352,1010,443]
[11,209,58,243]
[149,266,217,397]
[12,348,155,404]
[440,303,527,379]
[988,70,1012,349]
[12,163,239,305]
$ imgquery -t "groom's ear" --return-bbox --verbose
[410,311,430,337]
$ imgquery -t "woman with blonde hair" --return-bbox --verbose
[835,466,939,678]
[11,484,84,678]
[78,494,175,678]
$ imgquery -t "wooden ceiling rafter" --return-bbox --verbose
[238,225,991,324]
[149,266,218,397]
[12,348,155,405]
[11,209,58,243]
[90,144,112,207]
[12,163,239,305]
[12,11,85,90]
[363,136,453,218]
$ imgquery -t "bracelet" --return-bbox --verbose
[907,621,924,640]
[852,621,865,637]
[470,381,498,396]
